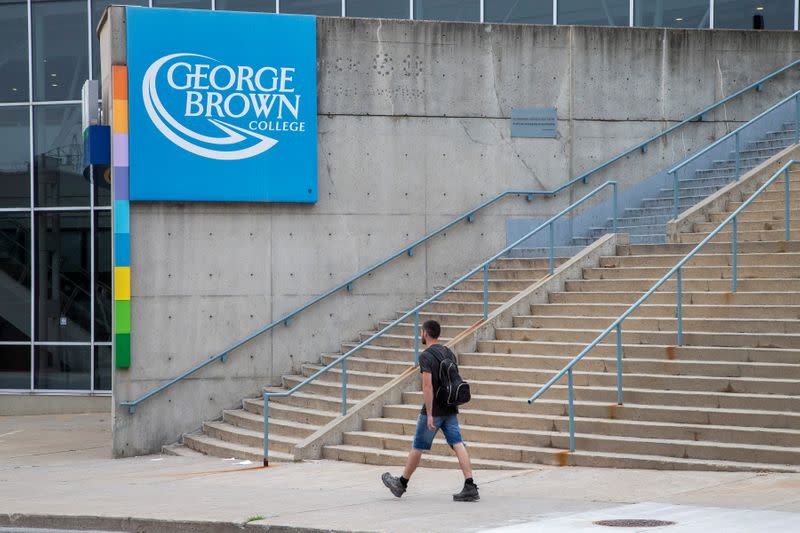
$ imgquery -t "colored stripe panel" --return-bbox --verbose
[112,102,129,134]
[115,333,131,369]
[113,134,129,166]
[115,300,131,334]
[112,65,128,99]
[114,266,131,301]
[114,201,130,234]
[114,233,131,266]
[113,166,130,200]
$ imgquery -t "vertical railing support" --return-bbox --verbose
[734,131,741,180]
[262,392,269,466]
[616,324,623,405]
[413,311,420,365]
[786,167,792,241]
[795,93,800,144]
[612,182,618,235]
[676,268,683,347]
[341,359,347,416]
[548,222,555,274]
[671,171,679,220]
[483,264,489,320]
[732,217,738,293]
[567,368,575,452]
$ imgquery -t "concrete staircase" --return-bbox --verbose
[574,123,797,247]
[182,256,567,463]
[322,169,800,472]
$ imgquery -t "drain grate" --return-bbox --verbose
[593,519,676,528]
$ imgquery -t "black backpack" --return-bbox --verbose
[430,346,471,407]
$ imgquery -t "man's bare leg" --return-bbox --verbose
[403,448,423,480]
[452,443,473,479]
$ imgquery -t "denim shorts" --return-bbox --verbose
[412,414,464,451]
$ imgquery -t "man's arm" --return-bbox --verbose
[422,372,435,431]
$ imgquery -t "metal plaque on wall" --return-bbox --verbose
[511,108,558,138]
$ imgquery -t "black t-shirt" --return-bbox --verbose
[418,344,459,417]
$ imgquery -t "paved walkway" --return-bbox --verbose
[1,414,799,532]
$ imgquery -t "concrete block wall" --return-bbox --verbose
[105,11,800,456]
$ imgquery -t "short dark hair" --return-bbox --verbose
[422,320,441,339]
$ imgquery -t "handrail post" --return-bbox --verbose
[616,324,623,405]
[341,359,348,416]
[786,167,792,241]
[413,311,420,365]
[567,368,575,452]
[612,182,618,234]
[483,264,489,320]
[732,217,738,293]
[734,131,741,180]
[795,93,800,144]
[262,392,269,466]
[548,222,555,274]
[671,171,679,220]
[676,268,683,347]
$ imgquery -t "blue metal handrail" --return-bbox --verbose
[668,89,800,219]
[262,181,618,465]
[528,160,798,453]
[120,58,800,415]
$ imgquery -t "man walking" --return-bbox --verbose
[381,320,479,502]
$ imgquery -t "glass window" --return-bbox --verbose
[485,0,553,24]
[94,211,111,342]
[346,0,409,18]
[0,213,31,342]
[558,0,629,25]
[34,104,87,208]
[635,0,710,28]
[714,0,794,30]
[94,345,111,391]
[0,345,30,389]
[216,0,276,12]
[153,0,212,8]
[281,0,341,15]
[91,1,149,85]
[34,345,91,390]
[0,107,30,208]
[34,211,91,343]
[415,0,480,21]
[0,0,29,102]
[31,0,89,102]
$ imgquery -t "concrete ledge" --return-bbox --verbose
[293,233,625,460]
[666,144,800,243]
[0,514,362,533]
[0,394,111,416]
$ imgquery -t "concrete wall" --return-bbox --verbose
[105,11,800,456]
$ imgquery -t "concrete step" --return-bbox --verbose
[495,325,800,349]
[362,417,800,466]
[599,252,800,268]
[550,290,799,306]
[515,314,800,335]
[641,196,712,209]
[416,300,503,314]
[564,278,800,292]
[458,364,799,395]
[471,268,553,280]
[532,302,800,319]
[453,279,543,292]
[382,404,800,447]
[408,311,483,327]
[302,363,397,387]
[629,234,667,245]
[261,388,357,412]
[280,375,377,401]
[320,353,411,374]
[623,240,800,255]
[505,245,587,258]
[425,289,517,303]
[402,390,800,423]
[242,398,337,426]
[475,339,800,364]
[693,220,799,233]
[223,408,318,439]
[678,229,795,243]
[378,321,468,340]
[492,257,570,269]
[356,332,453,350]
[706,208,800,223]
[457,352,800,379]
[339,343,415,363]
[583,265,800,280]
[321,443,531,470]
[590,224,665,237]
[183,433,292,463]
[203,420,300,454]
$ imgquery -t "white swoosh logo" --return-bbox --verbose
[142,53,278,160]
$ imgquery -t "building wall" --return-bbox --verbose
[106,13,800,456]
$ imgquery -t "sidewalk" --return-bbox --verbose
[1,414,799,532]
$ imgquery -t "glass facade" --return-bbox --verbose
[635,0,711,28]
[0,0,798,394]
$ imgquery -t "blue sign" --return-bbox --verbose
[126,7,317,202]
